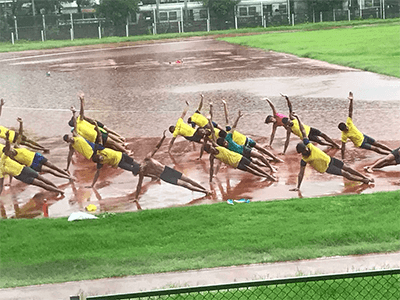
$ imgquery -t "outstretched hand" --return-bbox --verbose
[280,93,289,99]
[17,117,22,123]
[348,91,353,101]
[78,92,85,100]
[70,106,76,113]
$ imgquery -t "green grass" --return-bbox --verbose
[0,18,398,53]
[159,276,400,299]
[1,191,399,288]
[220,22,400,78]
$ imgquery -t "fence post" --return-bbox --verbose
[382,0,385,19]
[14,16,18,41]
[320,11,323,22]
[153,7,157,34]
[41,30,44,42]
[312,9,315,22]
[260,2,264,27]
[42,14,46,41]
[181,7,184,33]
[291,13,294,26]
[333,9,336,22]
[207,8,210,32]
[234,6,238,29]
[178,21,181,33]
[126,16,129,37]
[287,0,290,24]
[11,32,14,45]
[348,9,351,21]
[70,13,74,40]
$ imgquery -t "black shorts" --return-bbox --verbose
[101,132,108,145]
[237,156,251,171]
[30,153,48,172]
[160,166,182,185]
[308,128,323,143]
[14,166,39,184]
[325,157,344,176]
[392,147,400,164]
[118,153,141,176]
[360,135,376,150]
[242,146,252,159]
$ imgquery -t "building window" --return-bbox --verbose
[169,11,177,20]
[249,7,256,16]
[160,12,168,21]
[199,9,207,19]
[239,7,247,16]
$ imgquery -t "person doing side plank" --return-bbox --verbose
[1,132,64,195]
[281,94,340,154]
[290,113,373,191]
[338,92,392,159]
[135,130,209,200]
[364,146,400,173]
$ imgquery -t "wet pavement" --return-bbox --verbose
[0,37,399,219]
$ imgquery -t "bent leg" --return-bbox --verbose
[252,152,276,173]
[106,140,128,153]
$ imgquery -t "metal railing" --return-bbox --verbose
[0,5,399,43]
[70,268,400,300]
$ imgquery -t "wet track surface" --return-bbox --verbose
[0,37,399,218]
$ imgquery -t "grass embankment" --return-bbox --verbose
[220,22,400,78]
[1,191,399,288]
[0,18,398,54]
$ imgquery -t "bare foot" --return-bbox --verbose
[364,166,374,173]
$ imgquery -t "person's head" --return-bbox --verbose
[91,154,104,164]
[338,122,348,132]
[168,125,175,134]
[196,127,207,137]
[187,117,196,128]
[265,115,276,124]
[68,116,74,127]
[218,130,227,139]
[296,142,310,156]
[282,117,293,127]
[225,126,232,132]
[63,134,73,143]
[216,137,228,147]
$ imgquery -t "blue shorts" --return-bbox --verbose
[360,135,376,150]
[245,138,256,148]
[30,153,48,172]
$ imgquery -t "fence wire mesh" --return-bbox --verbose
[78,269,400,300]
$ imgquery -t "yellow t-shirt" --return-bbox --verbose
[0,126,16,143]
[173,118,196,138]
[0,143,4,153]
[215,146,242,168]
[190,113,208,128]
[13,148,35,166]
[76,116,97,143]
[231,131,247,146]
[98,148,122,168]
[341,117,364,147]
[290,119,311,139]
[0,154,24,178]
[72,136,94,160]
[301,142,331,173]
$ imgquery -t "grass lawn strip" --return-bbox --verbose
[1,191,399,288]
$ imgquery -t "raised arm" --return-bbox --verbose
[149,130,166,158]
[70,106,78,136]
[348,91,353,119]
[293,113,308,140]
[180,101,190,120]
[15,117,23,146]
[222,99,229,127]
[265,98,277,116]
[231,110,243,133]
[79,92,86,120]
[94,121,103,145]
[0,99,4,117]
[281,93,293,118]
[197,94,204,112]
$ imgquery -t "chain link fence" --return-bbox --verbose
[70,269,400,300]
[0,3,399,43]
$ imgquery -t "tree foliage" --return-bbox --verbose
[200,0,240,18]
[306,0,344,12]
[97,0,140,26]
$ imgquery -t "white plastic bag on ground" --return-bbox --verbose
[68,212,98,221]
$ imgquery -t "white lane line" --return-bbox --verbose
[0,38,215,64]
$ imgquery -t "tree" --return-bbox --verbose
[200,0,240,29]
[97,0,140,26]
